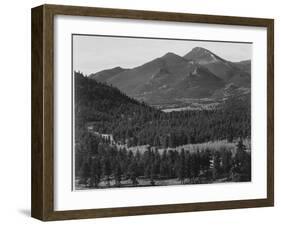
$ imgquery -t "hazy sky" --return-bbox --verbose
[73,35,252,75]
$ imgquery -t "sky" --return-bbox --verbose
[73,34,252,75]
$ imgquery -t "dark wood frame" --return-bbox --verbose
[31,4,274,221]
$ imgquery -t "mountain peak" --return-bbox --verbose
[183,46,224,64]
[160,52,187,65]
[185,47,212,58]
[113,66,123,70]
[162,52,182,59]
[191,46,210,53]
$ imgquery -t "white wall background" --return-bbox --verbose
[0,0,279,225]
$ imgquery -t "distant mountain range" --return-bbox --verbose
[89,47,251,106]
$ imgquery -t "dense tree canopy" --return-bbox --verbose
[75,72,251,148]
[76,133,251,188]
[74,72,251,188]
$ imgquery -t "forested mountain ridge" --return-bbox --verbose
[75,71,251,188]
[89,47,251,105]
[75,72,250,148]
[75,72,154,135]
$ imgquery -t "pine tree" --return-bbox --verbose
[233,139,251,181]
[160,150,168,178]
[185,151,191,182]
[150,165,156,186]
[153,149,161,175]
[149,150,156,185]
[200,149,211,171]
[90,156,102,188]
[212,151,221,180]
[236,139,246,153]
[128,159,139,185]
[222,150,232,176]
[102,157,112,187]
[177,149,186,184]
[114,162,122,187]
[80,160,90,186]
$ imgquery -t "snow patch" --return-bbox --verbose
[192,67,198,75]
[210,54,219,62]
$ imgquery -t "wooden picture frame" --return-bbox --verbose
[31,4,274,221]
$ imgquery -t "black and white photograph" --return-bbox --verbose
[73,34,252,190]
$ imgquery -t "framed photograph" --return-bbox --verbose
[31,4,274,221]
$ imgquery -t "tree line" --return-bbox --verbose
[76,134,251,188]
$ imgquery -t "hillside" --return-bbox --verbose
[75,72,251,148]
[75,72,251,189]
[75,71,151,134]
[89,66,127,83]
